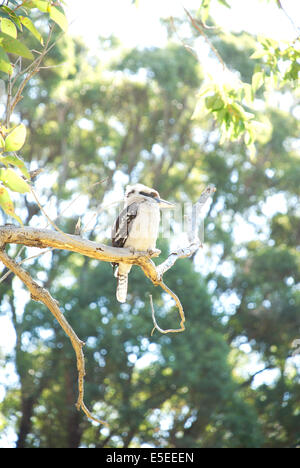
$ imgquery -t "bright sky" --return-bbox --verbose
[65,0,300,48]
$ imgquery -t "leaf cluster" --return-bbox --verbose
[0,122,30,223]
[251,36,300,87]
[0,0,67,223]
[0,0,67,75]
[192,77,257,157]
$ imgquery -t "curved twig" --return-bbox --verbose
[149,184,216,336]
[184,8,227,71]
[276,0,300,36]
[150,280,186,336]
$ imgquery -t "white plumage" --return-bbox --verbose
[111,183,174,303]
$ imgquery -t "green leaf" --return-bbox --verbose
[30,0,50,13]
[241,83,253,105]
[0,167,30,193]
[4,124,27,152]
[20,16,44,44]
[1,17,17,38]
[0,154,30,179]
[0,6,15,16]
[49,6,68,32]
[0,183,23,224]
[0,134,5,150]
[244,130,253,146]
[0,32,34,60]
[248,142,257,161]
[205,94,224,112]
[212,96,224,112]
[191,99,207,120]
[218,0,231,7]
[205,94,218,109]
[0,45,13,75]
[252,71,264,93]
[201,0,210,23]
[0,5,22,30]
[250,49,267,60]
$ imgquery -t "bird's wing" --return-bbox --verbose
[111,202,139,248]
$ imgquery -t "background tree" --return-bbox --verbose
[0,0,299,448]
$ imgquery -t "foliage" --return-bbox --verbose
[0,0,67,74]
[250,37,300,86]
[191,77,257,158]
[182,1,300,157]
[0,0,67,223]
[0,124,29,222]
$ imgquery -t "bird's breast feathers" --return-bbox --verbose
[125,201,160,251]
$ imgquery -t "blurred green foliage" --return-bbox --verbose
[0,0,299,449]
[0,0,67,222]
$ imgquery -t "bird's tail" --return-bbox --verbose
[114,263,132,303]
[116,273,128,303]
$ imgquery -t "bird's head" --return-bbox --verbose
[125,184,174,208]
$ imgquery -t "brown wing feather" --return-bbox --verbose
[111,202,139,269]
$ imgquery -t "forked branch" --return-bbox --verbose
[0,247,107,426]
[150,184,216,335]
[0,184,215,424]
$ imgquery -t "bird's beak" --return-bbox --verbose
[154,197,176,209]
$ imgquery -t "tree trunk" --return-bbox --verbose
[16,396,35,448]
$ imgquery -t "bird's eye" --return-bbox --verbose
[127,190,135,197]
[140,191,154,198]
[150,192,158,198]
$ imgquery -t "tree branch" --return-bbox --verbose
[156,184,215,280]
[184,8,227,71]
[276,0,300,36]
[150,184,216,334]
[150,280,185,336]
[0,184,216,423]
[0,246,107,426]
[6,25,54,122]
[0,225,159,268]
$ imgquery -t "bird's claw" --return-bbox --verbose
[147,248,161,257]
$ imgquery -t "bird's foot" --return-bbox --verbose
[147,248,161,257]
[74,217,82,236]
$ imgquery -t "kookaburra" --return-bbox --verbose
[111,183,174,303]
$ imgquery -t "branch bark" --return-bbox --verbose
[0,247,107,425]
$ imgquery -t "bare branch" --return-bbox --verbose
[0,247,107,426]
[187,183,216,242]
[151,184,216,334]
[0,225,157,266]
[184,8,227,71]
[276,0,300,36]
[0,184,216,424]
[156,184,216,278]
[30,187,67,236]
[9,24,54,116]
[5,73,12,128]
[150,280,185,336]
[169,16,199,60]
[156,242,201,280]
